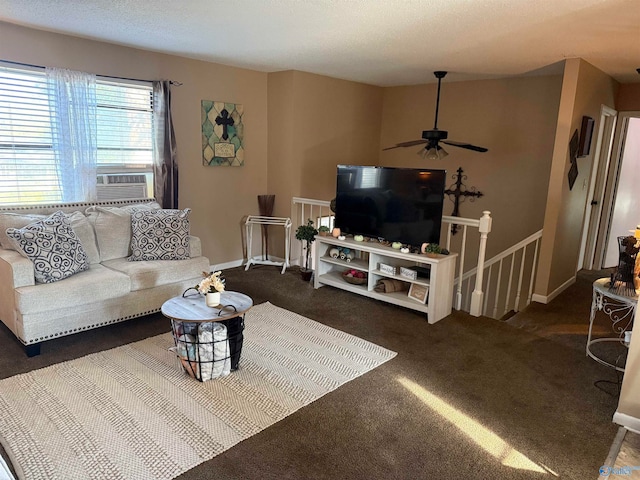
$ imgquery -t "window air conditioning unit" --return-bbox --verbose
[96,174,148,201]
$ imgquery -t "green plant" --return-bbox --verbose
[295,219,319,271]
[424,243,449,255]
[318,225,330,233]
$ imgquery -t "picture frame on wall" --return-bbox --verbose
[578,116,595,158]
[408,283,429,304]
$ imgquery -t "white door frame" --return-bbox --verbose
[593,111,640,269]
[578,105,617,270]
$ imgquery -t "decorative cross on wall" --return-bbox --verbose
[444,167,483,234]
[215,108,235,140]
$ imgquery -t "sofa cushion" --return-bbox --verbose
[129,208,191,261]
[85,202,161,261]
[6,211,90,284]
[102,255,210,291]
[15,263,131,315]
[0,213,45,249]
[66,211,100,265]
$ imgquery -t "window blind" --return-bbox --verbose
[0,64,154,205]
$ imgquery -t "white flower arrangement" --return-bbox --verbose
[197,271,225,294]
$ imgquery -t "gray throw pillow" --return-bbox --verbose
[6,211,90,284]
[128,208,191,261]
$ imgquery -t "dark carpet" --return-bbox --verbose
[0,266,622,479]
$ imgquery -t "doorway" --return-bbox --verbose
[579,105,617,270]
[602,114,640,267]
[583,111,640,270]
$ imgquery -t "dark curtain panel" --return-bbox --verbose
[152,80,178,209]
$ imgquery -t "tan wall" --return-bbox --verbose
[0,21,269,267]
[380,75,563,259]
[617,83,640,111]
[266,70,383,259]
[535,59,618,298]
[290,71,383,202]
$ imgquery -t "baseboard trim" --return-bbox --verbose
[210,256,298,273]
[531,276,576,304]
[613,412,640,434]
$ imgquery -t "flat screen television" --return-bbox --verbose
[334,165,446,247]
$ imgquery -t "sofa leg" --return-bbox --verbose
[25,343,41,357]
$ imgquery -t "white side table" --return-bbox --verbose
[244,215,291,274]
[587,277,638,372]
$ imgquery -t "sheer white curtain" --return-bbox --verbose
[46,67,98,202]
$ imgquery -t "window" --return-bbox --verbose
[0,64,154,205]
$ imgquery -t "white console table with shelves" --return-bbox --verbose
[313,236,457,323]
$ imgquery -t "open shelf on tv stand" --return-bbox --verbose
[313,236,457,323]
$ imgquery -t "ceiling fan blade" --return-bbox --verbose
[382,139,428,150]
[441,140,488,153]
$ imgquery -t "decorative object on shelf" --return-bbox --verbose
[354,234,364,242]
[400,267,418,280]
[339,248,355,262]
[422,243,449,257]
[329,247,340,258]
[202,100,244,166]
[400,247,410,254]
[197,271,225,307]
[392,242,402,249]
[379,263,397,276]
[342,269,367,285]
[374,279,409,293]
[332,227,341,237]
[444,167,483,234]
[408,283,429,304]
[318,226,330,236]
[338,235,346,240]
[295,218,319,281]
[609,235,639,295]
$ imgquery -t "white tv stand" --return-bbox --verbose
[313,236,457,323]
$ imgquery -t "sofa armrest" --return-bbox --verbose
[190,235,202,257]
[0,248,35,288]
[0,248,35,337]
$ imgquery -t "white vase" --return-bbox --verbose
[206,291,221,307]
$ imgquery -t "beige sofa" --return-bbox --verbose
[0,199,210,356]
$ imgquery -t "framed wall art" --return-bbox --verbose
[201,100,244,166]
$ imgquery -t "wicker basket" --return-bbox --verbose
[342,271,367,285]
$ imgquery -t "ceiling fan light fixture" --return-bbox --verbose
[421,145,448,160]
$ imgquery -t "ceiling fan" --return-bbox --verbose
[383,71,488,160]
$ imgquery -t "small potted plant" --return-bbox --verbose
[295,219,318,281]
[422,243,449,258]
[197,271,225,307]
[318,225,330,236]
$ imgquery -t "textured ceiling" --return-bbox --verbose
[0,0,639,86]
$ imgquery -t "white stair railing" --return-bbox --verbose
[456,229,543,318]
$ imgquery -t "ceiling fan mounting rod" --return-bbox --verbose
[433,71,447,130]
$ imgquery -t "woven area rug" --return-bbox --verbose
[0,302,396,480]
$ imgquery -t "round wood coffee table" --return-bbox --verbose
[161,291,253,380]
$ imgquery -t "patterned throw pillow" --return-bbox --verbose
[6,211,90,284]
[129,209,191,261]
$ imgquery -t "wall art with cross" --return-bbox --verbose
[201,100,245,166]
